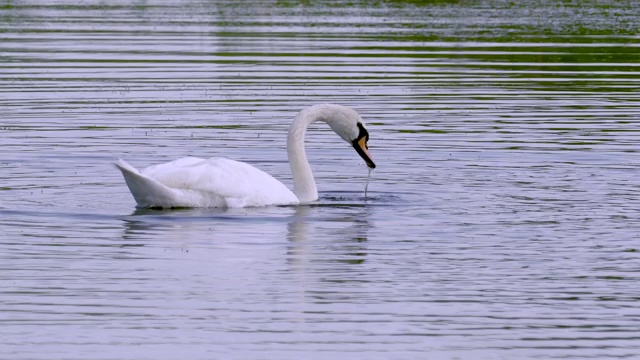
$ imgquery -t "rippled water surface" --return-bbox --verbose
[2,1,640,359]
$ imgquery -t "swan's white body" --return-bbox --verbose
[115,104,374,208]
[115,157,298,208]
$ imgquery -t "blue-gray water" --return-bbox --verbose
[1,1,640,359]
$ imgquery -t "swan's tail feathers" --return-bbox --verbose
[114,158,140,176]
[114,159,177,208]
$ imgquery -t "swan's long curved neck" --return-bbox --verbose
[287,104,357,203]
[287,107,320,203]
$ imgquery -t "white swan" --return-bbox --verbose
[115,103,375,208]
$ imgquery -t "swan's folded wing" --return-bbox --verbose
[140,157,298,207]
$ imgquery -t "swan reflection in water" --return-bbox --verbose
[119,199,372,307]
[286,204,370,266]
[119,199,371,267]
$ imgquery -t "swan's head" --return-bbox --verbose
[322,105,376,169]
[350,122,375,169]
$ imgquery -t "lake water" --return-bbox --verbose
[1,1,640,359]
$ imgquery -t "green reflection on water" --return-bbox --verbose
[2,0,638,94]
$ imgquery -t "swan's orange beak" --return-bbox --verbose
[353,136,375,169]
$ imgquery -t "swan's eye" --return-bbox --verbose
[356,122,369,142]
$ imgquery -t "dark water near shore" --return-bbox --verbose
[1,1,640,359]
